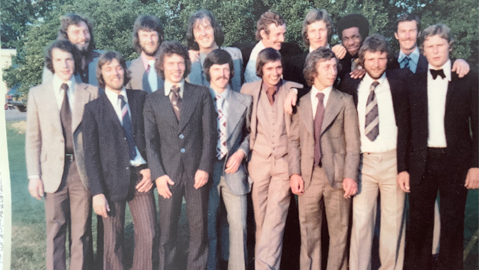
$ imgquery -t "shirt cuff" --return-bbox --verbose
[28,175,40,179]
[290,88,298,94]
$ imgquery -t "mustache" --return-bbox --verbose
[215,76,229,81]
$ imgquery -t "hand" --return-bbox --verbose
[93,194,110,218]
[194,170,209,189]
[464,168,479,189]
[283,90,298,115]
[155,175,175,199]
[452,59,470,78]
[136,168,153,192]
[28,177,44,200]
[225,151,245,174]
[342,178,357,199]
[397,171,411,193]
[290,174,304,195]
[350,68,366,79]
[332,44,347,60]
[189,50,200,62]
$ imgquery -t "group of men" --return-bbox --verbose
[25,7,477,270]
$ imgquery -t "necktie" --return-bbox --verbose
[314,92,325,166]
[365,81,380,141]
[266,87,276,105]
[215,93,228,160]
[402,56,411,71]
[430,69,446,80]
[170,85,182,121]
[60,83,73,154]
[118,95,137,160]
[148,60,158,92]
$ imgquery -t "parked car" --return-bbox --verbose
[5,85,26,112]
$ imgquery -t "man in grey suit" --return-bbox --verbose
[144,41,217,270]
[42,13,102,85]
[26,39,98,270]
[126,15,164,93]
[288,47,360,270]
[186,9,243,92]
[203,49,252,270]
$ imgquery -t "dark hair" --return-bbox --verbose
[186,9,224,50]
[155,41,191,80]
[203,49,234,83]
[256,11,286,41]
[302,9,333,47]
[96,51,131,89]
[396,14,420,33]
[303,47,340,87]
[256,48,282,77]
[132,15,164,54]
[45,39,81,74]
[57,13,95,53]
[419,24,454,52]
[358,34,389,66]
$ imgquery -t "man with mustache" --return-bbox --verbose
[42,13,102,86]
[126,15,165,93]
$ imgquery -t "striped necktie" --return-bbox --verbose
[118,95,137,160]
[215,93,227,160]
[365,81,380,141]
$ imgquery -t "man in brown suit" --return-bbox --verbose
[288,47,360,270]
[240,48,302,270]
[26,39,98,270]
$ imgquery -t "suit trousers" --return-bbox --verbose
[44,159,93,270]
[249,153,291,270]
[405,148,468,270]
[207,159,248,270]
[158,173,209,270]
[101,167,157,270]
[350,149,406,270]
[298,166,350,270]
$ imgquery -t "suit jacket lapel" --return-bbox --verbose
[41,81,63,134]
[226,92,246,141]
[250,81,262,142]
[299,95,314,136]
[72,82,89,132]
[321,89,342,135]
[445,70,458,109]
[100,93,124,132]
[179,83,197,131]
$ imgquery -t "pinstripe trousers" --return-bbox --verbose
[101,167,157,270]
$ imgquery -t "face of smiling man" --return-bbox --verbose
[101,58,125,92]
[67,21,91,53]
[395,20,418,55]
[262,60,283,87]
[52,48,75,83]
[163,54,186,84]
[138,29,160,57]
[193,18,217,53]
[209,63,230,92]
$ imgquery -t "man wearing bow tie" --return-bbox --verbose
[397,24,478,270]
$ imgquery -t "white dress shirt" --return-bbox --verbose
[53,74,75,112]
[310,85,331,118]
[105,87,146,166]
[164,80,185,99]
[357,73,397,153]
[244,41,265,83]
[309,43,330,53]
[398,46,420,74]
[427,59,451,148]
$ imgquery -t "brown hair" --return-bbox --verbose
[419,24,454,52]
[132,15,164,54]
[256,48,282,77]
[96,51,131,89]
[204,49,234,84]
[302,9,333,47]
[255,11,285,41]
[303,47,339,87]
[155,41,191,80]
[57,13,95,53]
[186,9,224,50]
[357,34,389,66]
[44,39,81,74]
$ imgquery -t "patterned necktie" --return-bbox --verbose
[118,95,137,160]
[170,85,182,121]
[60,83,74,154]
[365,81,380,141]
[215,93,228,160]
[314,92,325,166]
[148,59,158,92]
[402,56,411,71]
[266,86,276,105]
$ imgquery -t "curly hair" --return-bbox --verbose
[255,11,285,41]
[155,41,191,80]
[96,51,131,89]
[57,13,95,53]
[44,39,81,75]
[186,9,224,51]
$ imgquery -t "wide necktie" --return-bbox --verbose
[60,83,73,154]
[148,59,158,92]
[365,81,380,141]
[215,94,227,160]
[170,85,182,121]
[401,56,411,71]
[314,92,325,166]
[118,95,137,160]
[430,69,446,80]
[266,87,276,105]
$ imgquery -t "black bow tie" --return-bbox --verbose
[430,69,446,80]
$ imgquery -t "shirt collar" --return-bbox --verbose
[428,59,451,81]
[105,87,127,106]
[53,74,75,93]
[164,80,185,97]
[399,46,420,64]
[363,71,387,89]
[252,41,266,58]
[262,79,281,93]
[209,86,230,100]
[311,84,332,97]
[309,44,330,53]
[140,52,155,71]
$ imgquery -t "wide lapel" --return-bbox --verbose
[250,80,262,143]
[321,89,343,135]
[72,82,90,132]
[299,95,314,136]
[226,92,246,142]
[101,93,124,132]
[126,90,139,128]
[40,81,63,134]
[156,87,180,128]
[178,83,198,131]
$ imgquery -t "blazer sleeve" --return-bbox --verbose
[25,88,42,178]
[287,107,301,176]
[238,95,252,157]
[396,78,411,173]
[143,96,167,180]
[198,89,217,174]
[342,94,361,181]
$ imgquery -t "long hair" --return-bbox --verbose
[96,51,131,89]
[155,41,191,80]
[45,39,81,75]
[186,9,224,50]
[57,13,95,53]
[132,15,164,54]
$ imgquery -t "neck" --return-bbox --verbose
[314,83,330,92]
[141,51,156,61]
[211,85,227,94]
[106,86,122,95]
[199,43,218,54]
[401,46,417,56]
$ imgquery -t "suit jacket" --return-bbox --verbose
[25,81,99,192]
[288,88,360,189]
[398,67,479,185]
[126,57,164,93]
[83,90,148,201]
[219,90,252,195]
[240,79,303,154]
[395,51,428,74]
[188,47,244,92]
[339,69,410,172]
[144,81,217,183]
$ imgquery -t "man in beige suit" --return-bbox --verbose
[288,47,360,270]
[240,48,302,270]
[26,39,98,270]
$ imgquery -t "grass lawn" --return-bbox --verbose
[6,120,479,269]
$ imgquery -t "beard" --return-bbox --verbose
[140,43,159,57]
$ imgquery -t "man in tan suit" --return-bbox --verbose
[26,39,98,270]
[288,47,360,270]
[240,48,302,270]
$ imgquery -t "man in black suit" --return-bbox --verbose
[143,41,217,270]
[83,51,156,270]
[397,24,478,270]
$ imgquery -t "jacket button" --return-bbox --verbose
[180,148,186,153]
[126,167,129,170]
[179,134,184,139]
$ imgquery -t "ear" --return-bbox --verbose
[260,29,268,40]
[394,32,399,40]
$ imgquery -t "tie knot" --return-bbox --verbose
[148,59,155,66]
[370,81,379,91]
[61,83,69,92]
[404,55,411,61]
[316,92,325,102]
[118,94,125,101]
[170,85,180,94]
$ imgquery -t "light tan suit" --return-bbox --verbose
[241,79,302,270]
[288,88,360,270]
